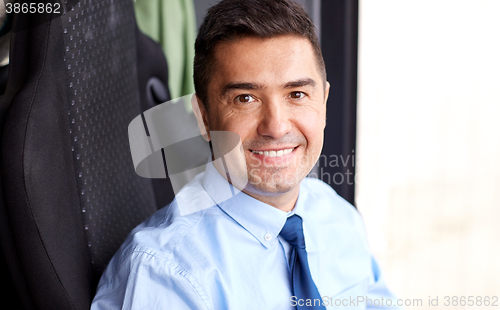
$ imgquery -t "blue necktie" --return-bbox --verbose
[280,214,326,309]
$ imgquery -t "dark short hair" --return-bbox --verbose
[193,0,326,110]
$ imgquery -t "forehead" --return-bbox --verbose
[210,35,321,89]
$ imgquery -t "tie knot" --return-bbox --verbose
[279,214,306,249]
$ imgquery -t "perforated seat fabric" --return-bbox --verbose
[0,0,173,309]
[61,0,159,275]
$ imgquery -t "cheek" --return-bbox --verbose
[210,108,258,141]
[292,107,326,149]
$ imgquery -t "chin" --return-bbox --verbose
[246,169,304,195]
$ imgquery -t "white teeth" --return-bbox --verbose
[252,148,294,157]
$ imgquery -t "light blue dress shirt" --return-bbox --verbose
[92,162,401,309]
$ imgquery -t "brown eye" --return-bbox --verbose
[236,94,255,103]
[290,91,305,99]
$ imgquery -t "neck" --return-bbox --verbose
[210,157,300,212]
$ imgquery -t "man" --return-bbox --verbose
[92,0,400,309]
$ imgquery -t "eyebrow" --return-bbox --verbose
[283,78,316,88]
[220,78,317,97]
[221,83,263,97]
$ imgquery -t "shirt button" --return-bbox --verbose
[264,233,272,241]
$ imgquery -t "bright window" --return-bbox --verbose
[357,0,500,306]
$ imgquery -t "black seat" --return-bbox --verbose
[0,1,175,308]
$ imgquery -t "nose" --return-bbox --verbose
[257,98,292,139]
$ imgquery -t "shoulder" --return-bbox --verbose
[301,177,358,212]
[92,203,213,308]
[122,170,220,254]
[100,203,193,269]
[115,196,220,265]
[94,198,221,304]
[300,177,365,229]
[99,169,224,278]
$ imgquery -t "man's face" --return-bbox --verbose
[199,35,329,197]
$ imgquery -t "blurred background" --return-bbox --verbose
[356,0,500,308]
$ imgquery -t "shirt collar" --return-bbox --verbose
[290,180,308,218]
[202,160,289,248]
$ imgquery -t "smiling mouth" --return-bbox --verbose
[250,147,296,157]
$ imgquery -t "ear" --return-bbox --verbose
[322,81,330,128]
[324,81,330,104]
[191,94,211,141]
